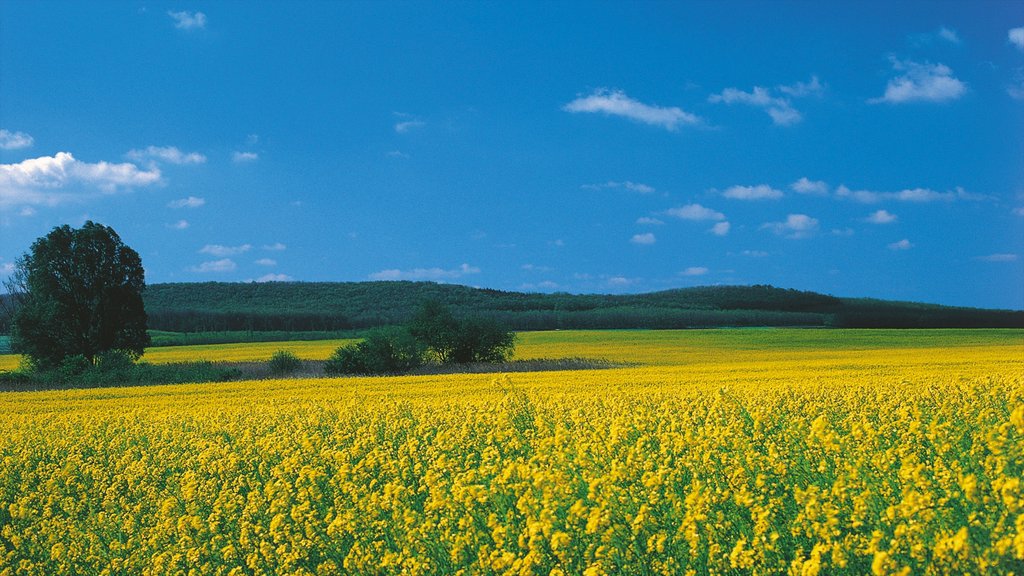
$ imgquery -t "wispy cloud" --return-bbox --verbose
[369,263,480,281]
[254,273,293,282]
[791,177,829,195]
[199,244,252,257]
[723,184,784,200]
[865,209,898,224]
[710,221,731,236]
[835,185,960,203]
[263,242,287,251]
[1,152,160,207]
[168,10,206,30]
[976,253,1018,262]
[168,196,205,209]
[761,214,819,239]
[630,232,656,245]
[681,266,709,276]
[582,181,655,194]
[1010,27,1024,51]
[191,258,236,273]
[870,58,966,104]
[0,129,34,150]
[232,151,259,163]
[937,27,960,44]
[741,250,769,257]
[563,89,700,131]
[167,219,189,230]
[666,203,726,221]
[636,217,664,226]
[126,145,205,165]
[709,76,821,126]
[254,258,277,266]
[394,120,426,133]
[888,239,914,251]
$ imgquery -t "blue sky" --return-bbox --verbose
[2,1,1022,309]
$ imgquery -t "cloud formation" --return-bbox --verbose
[168,10,206,30]
[394,120,426,133]
[1010,27,1024,50]
[369,263,480,281]
[630,233,656,245]
[582,181,655,194]
[232,151,259,163]
[636,217,664,225]
[709,77,821,126]
[977,253,1018,262]
[681,266,709,276]
[168,196,205,209]
[888,239,914,251]
[866,209,898,224]
[563,89,700,131]
[666,203,725,221]
[723,184,784,200]
[0,129,34,150]
[255,273,293,282]
[871,59,966,104]
[836,185,957,203]
[126,146,206,165]
[710,222,731,236]
[168,219,189,230]
[199,244,252,257]
[254,258,277,266]
[1,152,161,207]
[791,177,829,195]
[761,214,819,239]
[191,259,236,273]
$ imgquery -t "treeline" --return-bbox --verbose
[134,282,1024,333]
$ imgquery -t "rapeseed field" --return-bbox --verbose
[0,330,1021,574]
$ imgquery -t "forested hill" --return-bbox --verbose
[142,282,1024,332]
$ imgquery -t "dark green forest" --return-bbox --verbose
[138,282,1024,333]
[3,282,1021,341]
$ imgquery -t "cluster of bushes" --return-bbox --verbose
[323,302,516,376]
[0,350,241,391]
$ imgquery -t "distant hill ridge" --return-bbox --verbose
[143,282,1024,332]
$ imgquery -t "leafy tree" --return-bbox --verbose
[409,301,516,364]
[268,350,302,375]
[7,222,150,369]
[323,327,425,375]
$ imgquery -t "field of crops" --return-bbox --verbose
[1,329,1022,574]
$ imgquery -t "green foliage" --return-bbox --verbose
[409,301,516,364]
[323,327,425,376]
[8,222,150,369]
[0,354,241,391]
[268,350,302,375]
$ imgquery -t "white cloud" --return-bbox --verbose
[606,276,636,287]
[0,262,15,276]
[936,27,959,43]
[1010,27,1024,50]
[168,196,205,208]
[630,232,656,245]
[977,253,1018,262]
[791,177,829,195]
[636,217,664,225]
[761,214,820,239]
[126,146,205,165]
[888,239,914,251]
[368,263,480,281]
[1,152,161,207]
[710,221,731,236]
[263,242,287,251]
[681,266,709,276]
[866,209,898,224]
[0,129,34,150]
[835,185,956,203]
[563,89,700,131]
[871,59,966,104]
[199,244,252,257]
[723,184,784,200]
[168,219,189,230]
[191,258,236,273]
[254,258,277,266]
[520,280,560,291]
[832,227,855,237]
[168,10,206,30]
[232,151,259,163]
[394,120,426,133]
[666,203,725,221]
[582,181,655,194]
[255,273,293,282]
[741,250,769,257]
[19,206,36,217]
[709,77,821,126]
[386,150,410,159]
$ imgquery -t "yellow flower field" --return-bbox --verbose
[1,330,1022,575]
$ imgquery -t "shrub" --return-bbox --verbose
[409,301,516,364]
[268,350,302,375]
[324,327,425,376]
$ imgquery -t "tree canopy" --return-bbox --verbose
[8,222,150,369]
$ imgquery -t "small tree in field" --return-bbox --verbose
[409,301,516,364]
[323,327,425,376]
[7,222,150,370]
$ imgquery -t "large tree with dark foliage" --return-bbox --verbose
[409,301,516,364]
[7,222,150,369]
